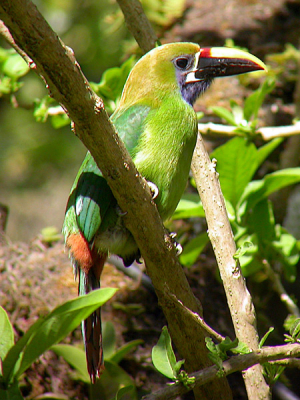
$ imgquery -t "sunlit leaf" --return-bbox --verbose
[238,168,300,219]
[110,340,143,364]
[2,288,117,384]
[243,78,275,121]
[210,106,237,126]
[173,193,205,220]
[211,137,258,208]
[152,326,177,379]
[2,54,29,79]
[0,307,14,364]
[51,344,90,383]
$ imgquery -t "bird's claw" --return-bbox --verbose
[116,205,127,216]
[169,232,183,256]
[147,181,159,199]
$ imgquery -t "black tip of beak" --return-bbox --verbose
[196,47,267,80]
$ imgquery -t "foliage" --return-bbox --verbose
[0,47,29,96]
[0,289,117,399]
[210,78,275,138]
[284,315,300,343]
[152,326,195,388]
[51,321,142,400]
[205,337,249,372]
[175,79,300,284]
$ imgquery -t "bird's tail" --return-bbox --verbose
[77,253,107,383]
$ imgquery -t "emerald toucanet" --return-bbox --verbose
[63,42,266,382]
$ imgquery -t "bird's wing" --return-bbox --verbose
[63,151,114,243]
[63,104,151,244]
[112,103,151,151]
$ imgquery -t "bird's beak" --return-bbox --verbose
[186,47,267,83]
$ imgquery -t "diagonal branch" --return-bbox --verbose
[116,0,158,53]
[142,343,300,400]
[114,1,269,397]
[0,1,231,399]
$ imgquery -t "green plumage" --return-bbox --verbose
[63,42,266,382]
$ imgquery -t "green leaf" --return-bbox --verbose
[210,106,237,126]
[0,307,14,364]
[218,337,238,353]
[284,315,300,334]
[51,344,90,383]
[114,385,136,400]
[211,137,258,208]
[238,168,300,220]
[236,234,262,276]
[110,340,143,364]
[174,359,185,375]
[92,56,136,104]
[230,100,244,125]
[259,327,274,348]
[2,54,29,79]
[40,226,62,243]
[0,381,24,400]
[234,241,254,259]
[51,112,70,129]
[256,138,283,169]
[247,199,276,241]
[176,370,195,389]
[90,360,136,400]
[2,288,117,384]
[0,77,14,94]
[272,227,299,282]
[230,341,250,355]
[102,321,116,361]
[205,338,224,368]
[173,193,205,220]
[179,232,209,266]
[152,326,177,379]
[243,78,275,121]
[240,254,262,277]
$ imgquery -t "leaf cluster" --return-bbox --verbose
[0,47,29,96]
[0,289,117,399]
[152,327,195,388]
[175,80,300,283]
[52,321,142,400]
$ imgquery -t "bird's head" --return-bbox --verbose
[119,43,266,107]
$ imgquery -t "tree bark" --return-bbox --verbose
[191,134,271,399]
[0,1,231,398]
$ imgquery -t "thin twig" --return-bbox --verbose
[262,259,300,318]
[142,343,300,400]
[116,0,158,54]
[165,291,225,342]
[273,382,300,400]
[198,121,300,141]
[270,358,300,369]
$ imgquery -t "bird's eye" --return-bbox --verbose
[175,57,189,70]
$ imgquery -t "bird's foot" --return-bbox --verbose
[147,181,159,199]
[116,205,127,216]
[169,232,183,256]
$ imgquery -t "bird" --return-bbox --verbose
[63,42,266,383]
